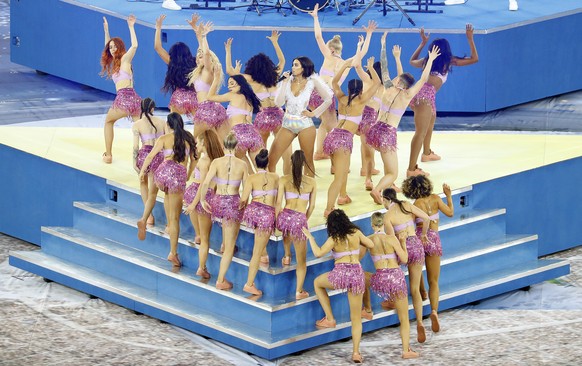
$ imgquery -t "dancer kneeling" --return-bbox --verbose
[302,209,374,364]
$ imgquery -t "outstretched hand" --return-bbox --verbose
[420,27,430,44]
[103,17,109,31]
[465,23,474,40]
[428,45,441,60]
[127,14,136,27]
[392,45,401,58]
[224,37,233,49]
[363,20,378,34]
[156,14,166,29]
[380,31,387,45]
[308,3,320,18]
[267,30,281,43]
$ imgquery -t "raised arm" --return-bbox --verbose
[332,60,351,98]
[122,15,138,63]
[360,57,381,100]
[409,28,429,69]
[392,45,404,76]
[207,63,230,103]
[200,22,214,70]
[437,183,454,217]
[186,14,203,51]
[353,35,372,82]
[103,17,111,46]
[407,45,440,97]
[224,38,237,76]
[267,30,285,74]
[359,20,377,57]
[454,24,479,66]
[154,15,170,64]
[380,32,392,88]
[308,4,332,58]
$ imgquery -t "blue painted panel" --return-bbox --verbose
[0,145,106,245]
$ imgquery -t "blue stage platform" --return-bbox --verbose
[9,0,582,113]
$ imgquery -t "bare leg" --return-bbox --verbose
[408,103,433,172]
[103,108,128,158]
[348,291,364,358]
[282,235,292,265]
[245,231,270,291]
[394,297,413,354]
[361,134,375,183]
[235,149,254,175]
[423,114,437,156]
[166,192,183,266]
[370,149,398,204]
[294,239,307,294]
[325,151,350,212]
[193,122,211,139]
[268,128,295,174]
[188,210,201,244]
[314,272,335,320]
[297,126,317,177]
[315,109,337,156]
[216,122,231,143]
[362,272,372,312]
[139,179,159,222]
[408,263,426,342]
[425,254,441,312]
[216,221,241,286]
[197,213,213,274]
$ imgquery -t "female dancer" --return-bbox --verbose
[276,150,317,300]
[382,188,430,343]
[268,56,332,177]
[324,46,380,217]
[402,175,454,333]
[187,20,227,139]
[308,4,377,163]
[240,149,279,296]
[100,15,141,163]
[154,14,198,116]
[183,129,224,279]
[407,24,479,176]
[302,209,374,363]
[207,64,263,172]
[366,212,419,359]
[137,113,197,268]
[366,34,441,205]
[199,133,248,290]
[132,98,167,227]
[360,44,404,191]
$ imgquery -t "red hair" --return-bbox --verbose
[100,37,126,79]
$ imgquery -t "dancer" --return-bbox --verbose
[382,188,431,343]
[366,212,419,359]
[268,56,332,177]
[402,175,454,333]
[308,4,377,164]
[207,64,263,172]
[183,129,224,279]
[155,14,198,116]
[324,44,380,217]
[360,45,404,191]
[100,15,141,163]
[276,150,317,300]
[187,20,227,139]
[366,33,440,205]
[240,149,279,296]
[199,133,248,290]
[225,32,292,174]
[302,209,374,363]
[137,113,197,268]
[132,98,167,227]
[407,24,478,176]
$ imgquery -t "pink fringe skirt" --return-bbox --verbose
[358,105,378,136]
[112,88,141,117]
[365,122,397,153]
[308,89,336,113]
[154,159,187,194]
[409,83,437,116]
[183,181,214,216]
[405,235,425,266]
[193,100,228,129]
[328,263,366,295]
[254,106,284,134]
[242,201,276,235]
[210,194,242,226]
[323,128,354,155]
[232,123,264,154]
[416,227,442,257]
[370,267,408,301]
[137,145,163,175]
[169,88,198,115]
[276,208,308,242]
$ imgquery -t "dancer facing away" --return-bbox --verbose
[402,175,454,334]
[407,24,478,176]
[207,63,263,172]
[199,133,248,290]
[187,20,228,139]
[382,188,431,343]
[324,44,381,217]
[132,98,167,227]
[367,32,441,205]
[183,129,224,279]
[240,149,279,296]
[268,56,332,177]
[302,209,374,364]
[366,212,419,359]
[308,4,377,164]
[137,113,198,268]
[276,150,317,300]
[154,14,198,116]
[100,15,141,164]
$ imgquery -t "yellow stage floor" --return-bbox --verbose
[2,125,581,228]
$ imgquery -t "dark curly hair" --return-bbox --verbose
[402,175,433,200]
[382,188,412,215]
[244,53,278,88]
[422,38,456,75]
[230,74,261,114]
[167,112,197,163]
[162,42,197,94]
[326,209,360,242]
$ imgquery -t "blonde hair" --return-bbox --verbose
[371,212,384,228]
[187,49,224,88]
[326,35,343,56]
[223,132,238,151]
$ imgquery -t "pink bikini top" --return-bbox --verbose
[319,67,347,84]
[379,103,406,117]
[256,91,276,101]
[416,212,439,223]
[193,167,201,180]
[226,105,252,118]
[140,132,164,144]
[112,69,132,84]
[431,72,448,84]
[213,176,241,187]
[252,189,277,197]
[337,114,362,125]
[194,79,211,93]
[285,191,310,200]
[370,230,397,262]
[393,220,414,233]
[163,147,190,157]
[331,249,360,260]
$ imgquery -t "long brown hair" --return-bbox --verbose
[100,37,125,78]
[201,129,224,161]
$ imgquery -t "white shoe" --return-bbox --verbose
[509,0,518,11]
[444,0,466,5]
[162,0,182,10]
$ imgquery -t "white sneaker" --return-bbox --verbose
[509,0,518,11]
[162,0,182,10]
[444,0,466,5]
